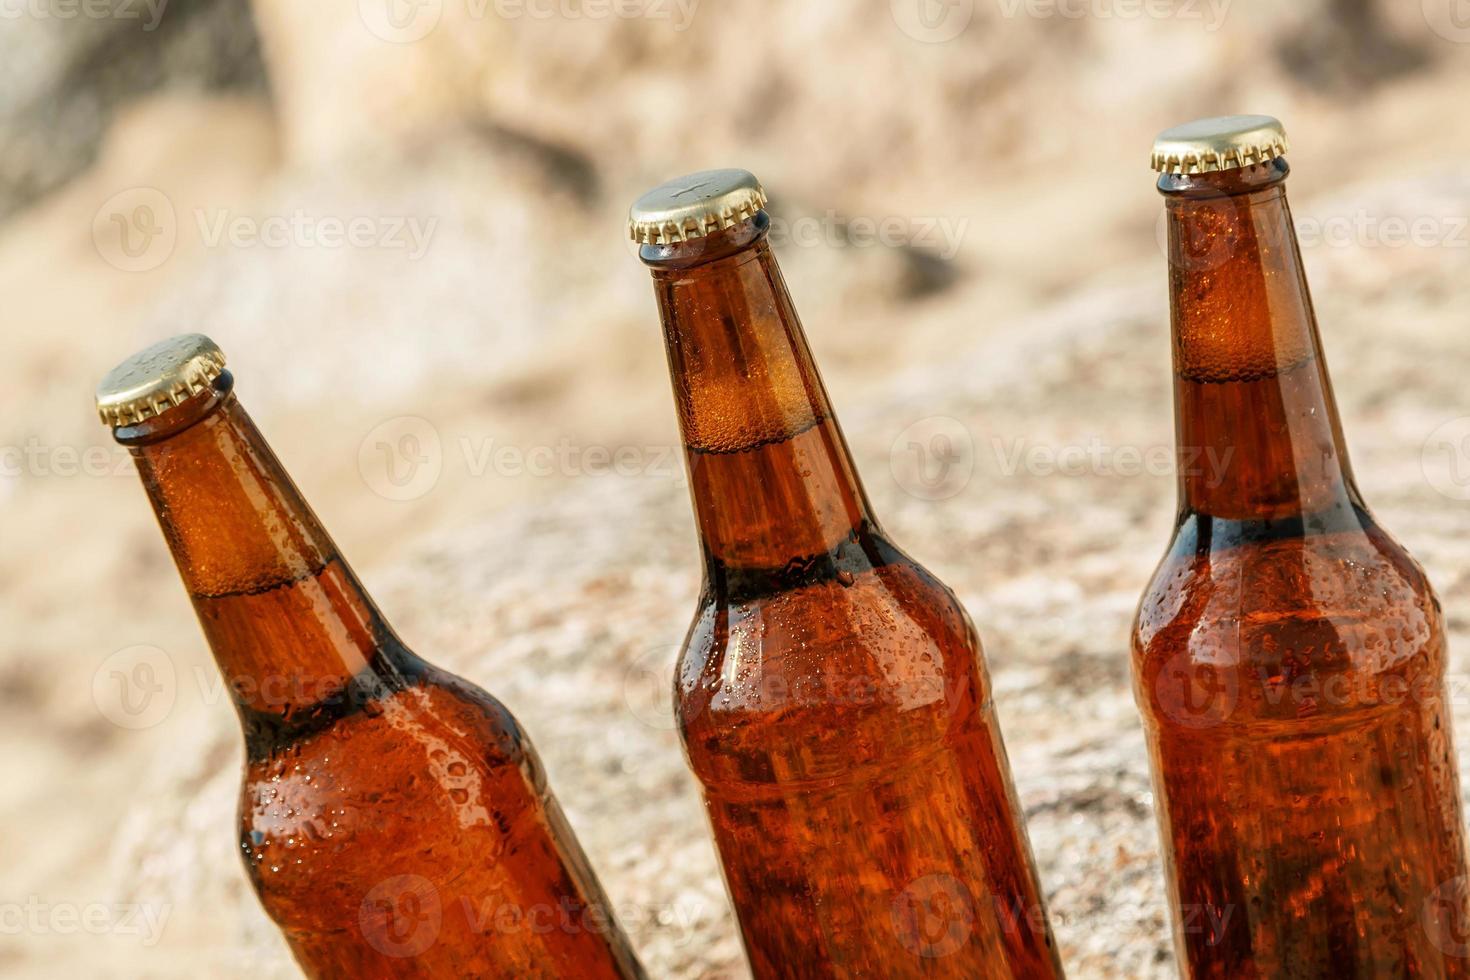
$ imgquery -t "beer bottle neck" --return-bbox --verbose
[120,379,402,718]
[1163,160,1359,521]
[644,215,876,578]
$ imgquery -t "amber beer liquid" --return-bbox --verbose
[631,170,1062,978]
[1134,117,1470,977]
[98,336,645,979]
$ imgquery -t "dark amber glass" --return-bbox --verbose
[113,378,645,979]
[641,214,1062,978]
[1133,158,1470,977]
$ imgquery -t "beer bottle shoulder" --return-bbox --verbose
[1132,507,1446,731]
[237,664,551,916]
[676,538,995,785]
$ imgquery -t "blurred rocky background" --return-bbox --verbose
[3,0,1470,976]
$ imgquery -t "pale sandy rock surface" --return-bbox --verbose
[0,0,263,219]
[3,3,1470,978]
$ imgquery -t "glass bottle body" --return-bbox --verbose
[646,219,1061,978]
[122,386,645,979]
[1133,161,1470,977]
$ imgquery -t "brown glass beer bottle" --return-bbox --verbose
[1134,116,1470,977]
[630,170,1062,978]
[97,335,646,979]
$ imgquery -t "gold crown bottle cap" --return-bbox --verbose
[628,168,768,246]
[96,333,227,427]
[1151,115,1288,174]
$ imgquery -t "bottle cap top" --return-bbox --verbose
[96,333,227,427]
[1151,115,1288,174]
[628,168,768,246]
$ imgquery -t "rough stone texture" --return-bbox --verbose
[3,3,1470,977]
[0,0,265,219]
